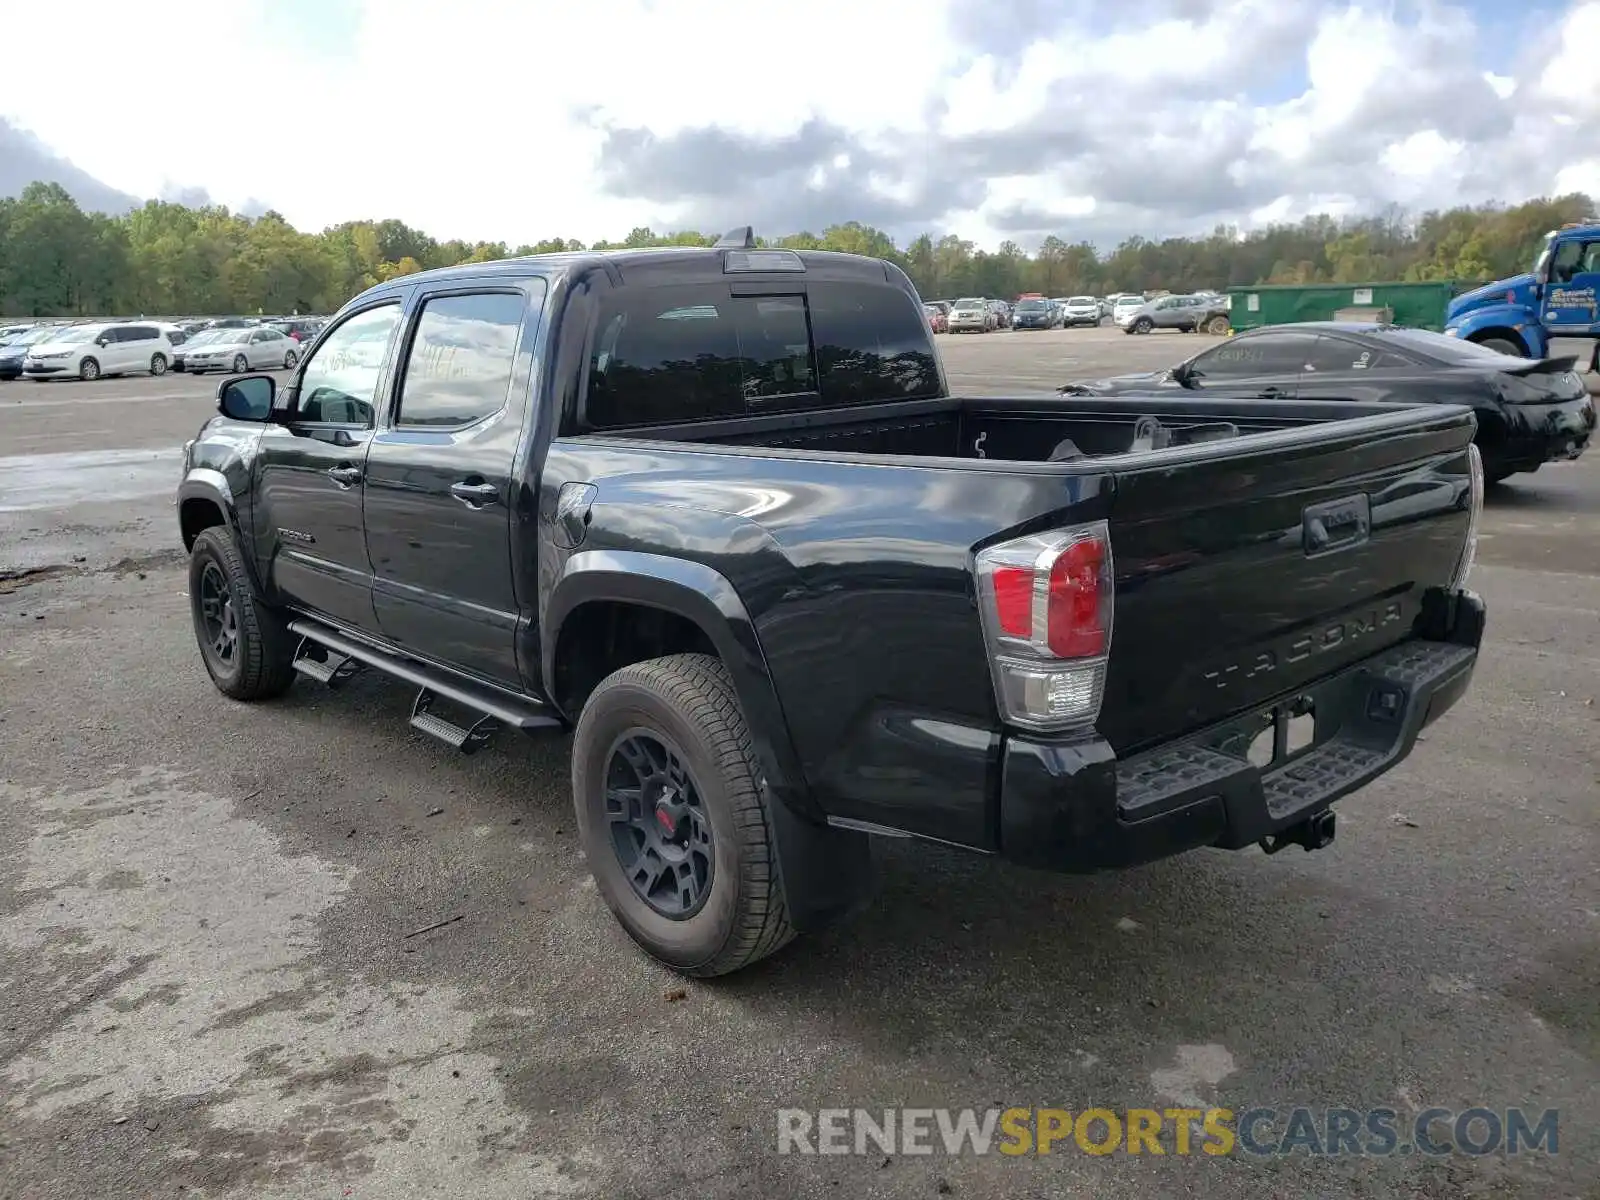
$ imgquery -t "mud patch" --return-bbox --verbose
[0,563,75,593]
[0,767,598,1197]
[0,547,183,593]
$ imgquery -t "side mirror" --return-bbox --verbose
[94,336,109,347]
[217,374,276,422]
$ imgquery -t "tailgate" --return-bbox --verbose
[1096,406,1478,756]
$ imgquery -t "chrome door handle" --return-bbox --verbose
[450,480,498,506]
[326,466,362,488]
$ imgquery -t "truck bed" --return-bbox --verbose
[594,392,1455,464]
[562,391,1477,847]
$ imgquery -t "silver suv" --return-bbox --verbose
[1123,294,1230,336]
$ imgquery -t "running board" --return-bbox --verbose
[286,619,563,752]
[411,689,499,754]
[292,636,364,688]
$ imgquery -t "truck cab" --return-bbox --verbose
[1445,222,1600,365]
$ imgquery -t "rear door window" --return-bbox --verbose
[395,291,529,428]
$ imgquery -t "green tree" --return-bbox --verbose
[0,182,1593,318]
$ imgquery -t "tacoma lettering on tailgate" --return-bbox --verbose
[1202,602,1404,691]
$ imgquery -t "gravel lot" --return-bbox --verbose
[1,324,1596,1199]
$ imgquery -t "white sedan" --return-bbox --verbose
[182,325,302,375]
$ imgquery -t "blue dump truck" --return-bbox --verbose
[1446,222,1600,367]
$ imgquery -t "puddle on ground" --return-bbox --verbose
[0,447,184,512]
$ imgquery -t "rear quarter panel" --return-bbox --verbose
[543,439,1111,849]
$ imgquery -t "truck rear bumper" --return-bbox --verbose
[997,588,1486,873]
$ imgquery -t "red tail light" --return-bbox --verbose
[991,567,1035,637]
[1047,538,1107,657]
[974,522,1114,731]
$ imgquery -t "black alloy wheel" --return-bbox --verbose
[196,559,239,668]
[604,729,715,919]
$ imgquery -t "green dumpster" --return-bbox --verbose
[1227,281,1455,332]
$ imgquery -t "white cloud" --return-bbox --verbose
[2,0,1600,249]
[1382,130,1466,182]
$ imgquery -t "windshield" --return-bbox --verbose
[1115,296,1144,308]
[3,327,54,347]
[50,327,100,344]
[1533,231,1556,275]
[1068,296,1096,305]
[952,303,984,313]
[188,330,228,346]
[1017,300,1048,311]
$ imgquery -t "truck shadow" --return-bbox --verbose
[723,836,1360,1041]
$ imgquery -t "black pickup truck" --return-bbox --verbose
[177,230,1487,976]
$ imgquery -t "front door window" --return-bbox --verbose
[292,304,402,426]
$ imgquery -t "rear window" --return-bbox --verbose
[807,282,941,408]
[1371,328,1516,366]
[583,280,938,429]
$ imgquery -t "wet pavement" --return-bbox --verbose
[0,446,183,514]
[0,330,1596,1199]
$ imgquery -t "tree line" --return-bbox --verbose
[0,180,1592,319]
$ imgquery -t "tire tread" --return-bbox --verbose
[191,528,297,701]
[577,652,795,976]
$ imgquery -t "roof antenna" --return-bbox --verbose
[713,226,756,249]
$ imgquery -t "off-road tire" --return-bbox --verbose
[188,527,297,700]
[1204,315,1230,335]
[572,653,795,977]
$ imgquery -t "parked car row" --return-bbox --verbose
[0,315,317,382]
[929,295,1109,333]
[919,291,1233,334]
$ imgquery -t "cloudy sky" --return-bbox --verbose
[2,0,1597,250]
